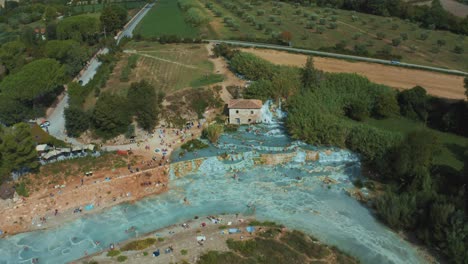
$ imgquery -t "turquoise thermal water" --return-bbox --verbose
[0,103,423,264]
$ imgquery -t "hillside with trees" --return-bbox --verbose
[215,44,468,263]
[0,0,143,183]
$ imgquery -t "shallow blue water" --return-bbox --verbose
[0,105,423,264]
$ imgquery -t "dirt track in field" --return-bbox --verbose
[241,48,466,100]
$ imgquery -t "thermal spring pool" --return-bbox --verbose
[0,106,424,264]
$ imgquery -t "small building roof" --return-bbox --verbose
[86,144,95,151]
[36,144,49,152]
[43,150,61,160]
[228,99,263,109]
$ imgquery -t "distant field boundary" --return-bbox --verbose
[207,40,468,77]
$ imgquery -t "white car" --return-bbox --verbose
[40,121,50,128]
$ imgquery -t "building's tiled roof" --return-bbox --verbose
[228,99,263,109]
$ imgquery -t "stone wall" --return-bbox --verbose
[229,108,261,124]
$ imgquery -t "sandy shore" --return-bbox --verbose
[77,214,255,264]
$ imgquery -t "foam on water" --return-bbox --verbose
[0,102,423,264]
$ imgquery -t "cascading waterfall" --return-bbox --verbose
[0,100,424,264]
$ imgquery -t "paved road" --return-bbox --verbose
[45,2,154,144]
[46,48,109,145]
[117,3,154,44]
[207,40,468,76]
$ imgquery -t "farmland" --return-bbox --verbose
[84,42,222,110]
[134,0,200,38]
[198,0,468,71]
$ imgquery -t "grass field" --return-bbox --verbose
[134,0,199,38]
[199,0,468,71]
[84,42,222,109]
[366,117,468,170]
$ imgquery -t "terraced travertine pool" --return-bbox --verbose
[0,103,423,264]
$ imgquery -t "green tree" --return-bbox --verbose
[45,40,87,76]
[0,59,65,103]
[64,107,90,137]
[0,96,31,125]
[0,41,26,74]
[127,80,163,132]
[375,190,416,229]
[373,90,399,118]
[345,98,370,121]
[0,123,39,184]
[397,86,429,122]
[453,45,464,54]
[185,7,209,26]
[391,130,440,190]
[92,93,131,139]
[100,5,127,35]
[301,56,319,90]
[44,6,57,22]
[57,15,100,44]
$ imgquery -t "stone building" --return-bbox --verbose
[228,99,263,125]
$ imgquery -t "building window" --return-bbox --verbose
[251,111,254,114]
[248,119,252,122]
[236,110,239,114]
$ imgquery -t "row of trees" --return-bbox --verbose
[220,45,468,263]
[313,0,468,35]
[178,0,210,26]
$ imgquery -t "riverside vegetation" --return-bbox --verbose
[214,44,468,263]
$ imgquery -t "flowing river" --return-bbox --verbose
[0,103,423,264]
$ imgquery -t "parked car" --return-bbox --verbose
[40,121,50,128]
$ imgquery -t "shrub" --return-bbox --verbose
[202,124,224,144]
[392,38,401,47]
[15,182,29,197]
[107,250,121,257]
[181,249,188,255]
[453,45,464,54]
[400,32,408,40]
[117,255,127,262]
[121,238,156,251]
[181,139,209,151]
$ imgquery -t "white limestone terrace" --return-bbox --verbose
[0,102,424,264]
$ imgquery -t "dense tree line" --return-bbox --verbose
[66,79,164,139]
[100,5,128,35]
[0,59,66,125]
[0,123,39,185]
[223,47,468,263]
[283,0,468,35]
[0,2,136,126]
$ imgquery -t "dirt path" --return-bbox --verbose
[79,214,255,264]
[125,50,199,70]
[241,48,466,100]
[205,43,246,103]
